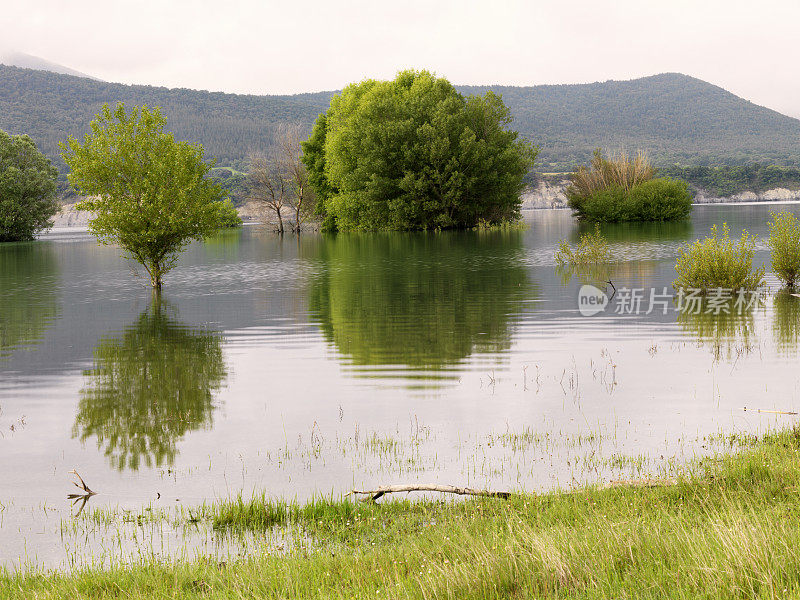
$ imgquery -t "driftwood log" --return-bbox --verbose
[351,484,511,501]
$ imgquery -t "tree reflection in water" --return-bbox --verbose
[308,230,531,374]
[73,298,227,470]
[773,291,800,354]
[0,243,59,359]
[676,297,761,362]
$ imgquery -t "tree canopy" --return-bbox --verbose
[62,103,234,289]
[302,70,537,231]
[0,129,58,242]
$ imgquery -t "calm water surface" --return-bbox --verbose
[2,204,800,570]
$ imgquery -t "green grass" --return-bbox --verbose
[5,426,800,598]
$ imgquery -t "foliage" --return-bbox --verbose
[301,113,333,218]
[0,129,58,241]
[566,150,693,222]
[663,163,800,196]
[568,149,655,199]
[73,300,226,471]
[303,70,537,231]
[6,66,800,179]
[209,168,248,206]
[0,243,59,359]
[308,230,530,373]
[673,223,765,293]
[555,224,611,267]
[61,103,232,289]
[216,198,242,228]
[9,427,800,598]
[768,211,800,288]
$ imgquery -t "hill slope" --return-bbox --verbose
[2,66,800,179]
[0,52,100,81]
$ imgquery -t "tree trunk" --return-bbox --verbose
[275,206,284,234]
[148,261,163,291]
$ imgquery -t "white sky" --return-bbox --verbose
[2,0,799,117]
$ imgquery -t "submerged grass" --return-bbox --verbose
[6,426,800,598]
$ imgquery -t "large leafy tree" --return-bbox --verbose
[0,130,59,242]
[302,70,537,231]
[62,103,232,290]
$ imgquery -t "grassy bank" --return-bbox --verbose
[4,427,800,598]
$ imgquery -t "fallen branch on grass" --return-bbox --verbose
[350,484,511,502]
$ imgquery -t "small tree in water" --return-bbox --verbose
[62,103,231,290]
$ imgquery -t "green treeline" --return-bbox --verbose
[662,163,800,196]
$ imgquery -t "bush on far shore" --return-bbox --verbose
[567,150,693,222]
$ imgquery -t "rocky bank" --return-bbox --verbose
[53,183,800,227]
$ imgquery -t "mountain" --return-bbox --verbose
[2,65,800,183]
[0,52,100,81]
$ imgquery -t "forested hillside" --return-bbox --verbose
[3,65,800,184]
[0,65,331,175]
[464,74,800,170]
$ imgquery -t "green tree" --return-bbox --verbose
[61,103,232,290]
[302,70,537,231]
[73,300,227,470]
[0,130,59,242]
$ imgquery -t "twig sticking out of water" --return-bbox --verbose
[67,469,97,516]
[350,484,511,502]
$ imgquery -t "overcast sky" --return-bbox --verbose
[2,0,799,117]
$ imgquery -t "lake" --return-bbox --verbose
[2,204,799,571]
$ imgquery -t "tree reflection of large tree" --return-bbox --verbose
[0,243,59,359]
[308,230,531,371]
[74,300,227,471]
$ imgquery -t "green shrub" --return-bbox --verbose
[566,150,693,222]
[217,198,242,228]
[673,223,765,293]
[555,224,611,267]
[568,178,693,222]
[555,224,613,284]
[768,211,800,288]
[569,149,656,199]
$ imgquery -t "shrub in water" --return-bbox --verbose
[567,150,692,222]
[569,149,655,199]
[768,211,800,288]
[673,223,765,293]
[555,224,613,284]
[555,224,611,267]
